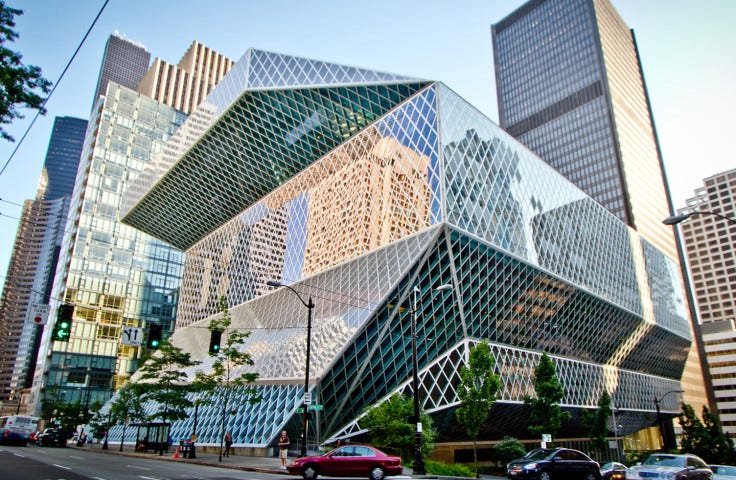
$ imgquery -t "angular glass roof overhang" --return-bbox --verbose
[122,81,430,250]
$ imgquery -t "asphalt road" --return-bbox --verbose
[0,444,294,480]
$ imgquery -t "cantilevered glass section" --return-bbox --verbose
[114,53,689,450]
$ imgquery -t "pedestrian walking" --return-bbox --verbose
[224,432,233,457]
[278,430,290,469]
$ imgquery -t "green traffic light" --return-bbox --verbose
[151,339,160,347]
[213,344,219,351]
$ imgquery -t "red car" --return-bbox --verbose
[287,444,403,480]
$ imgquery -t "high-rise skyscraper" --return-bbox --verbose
[136,41,234,115]
[675,169,736,434]
[91,32,150,110]
[31,38,233,414]
[492,0,711,431]
[37,117,88,200]
[0,116,87,414]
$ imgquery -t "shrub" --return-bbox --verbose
[425,459,475,477]
[493,436,527,464]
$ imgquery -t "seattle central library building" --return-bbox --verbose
[115,50,689,452]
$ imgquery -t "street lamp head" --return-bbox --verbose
[266,280,282,287]
[663,213,691,225]
[435,283,452,291]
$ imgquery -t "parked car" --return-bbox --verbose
[626,453,712,479]
[506,447,601,480]
[286,444,402,480]
[600,462,627,480]
[37,428,67,447]
[710,465,736,480]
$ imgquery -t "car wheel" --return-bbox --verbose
[539,472,551,480]
[369,466,386,480]
[584,472,598,480]
[302,464,319,480]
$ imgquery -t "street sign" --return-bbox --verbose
[27,303,50,325]
[309,404,323,411]
[121,326,143,346]
[304,392,312,404]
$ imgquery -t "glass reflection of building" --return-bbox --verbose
[116,50,691,451]
[30,84,187,412]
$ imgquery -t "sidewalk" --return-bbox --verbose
[72,442,506,480]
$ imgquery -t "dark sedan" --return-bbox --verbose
[287,444,402,480]
[506,447,601,480]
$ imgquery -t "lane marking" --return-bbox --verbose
[92,477,108,480]
[128,465,151,470]
[53,464,72,470]
[70,455,84,459]
[13,453,25,457]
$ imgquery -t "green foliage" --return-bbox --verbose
[39,387,85,432]
[581,391,612,450]
[456,342,500,477]
[360,393,436,463]
[109,383,145,426]
[425,459,475,478]
[0,2,52,141]
[523,352,570,438]
[133,341,200,426]
[492,436,527,464]
[193,296,260,457]
[678,403,736,463]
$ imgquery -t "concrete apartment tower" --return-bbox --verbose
[137,41,234,115]
[31,38,233,414]
[677,169,736,435]
[492,0,712,444]
[0,116,87,415]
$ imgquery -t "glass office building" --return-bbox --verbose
[31,84,187,412]
[117,50,689,450]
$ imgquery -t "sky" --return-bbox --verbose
[0,0,734,290]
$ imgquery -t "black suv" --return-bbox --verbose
[507,447,601,480]
[37,428,67,447]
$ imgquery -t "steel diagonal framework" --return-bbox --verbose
[112,50,691,448]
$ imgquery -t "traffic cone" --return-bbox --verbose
[173,448,179,459]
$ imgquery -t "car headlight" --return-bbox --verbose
[523,463,539,470]
[665,473,677,480]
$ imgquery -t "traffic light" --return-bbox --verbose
[147,323,162,349]
[209,329,223,354]
[52,304,74,342]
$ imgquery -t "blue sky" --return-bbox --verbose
[0,0,734,287]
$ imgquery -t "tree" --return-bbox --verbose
[581,391,612,452]
[0,2,52,141]
[194,296,260,462]
[132,340,200,454]
[702,405,736,464]
[678,403,705,456]
[679,403,736,463]
[523,352,570,440]
[456,342,501,477]
[361,393,436,464]
[109,383,145,452]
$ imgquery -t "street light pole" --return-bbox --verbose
[663,210,736,226]
[654,389,684,451]
[267,280,314,457]
[411,283,452,476]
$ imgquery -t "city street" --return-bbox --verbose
[0,444,294,480]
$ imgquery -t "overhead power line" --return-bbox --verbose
[0,0,110,177]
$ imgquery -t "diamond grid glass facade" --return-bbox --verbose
[114,50,688,448]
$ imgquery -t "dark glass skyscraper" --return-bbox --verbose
[0,116,86,414]
[92,33,150,109]
[492,0,711,429]
[37,116,88,200]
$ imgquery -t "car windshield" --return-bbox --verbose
[643,455,686,467]
[524,449,554,461]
